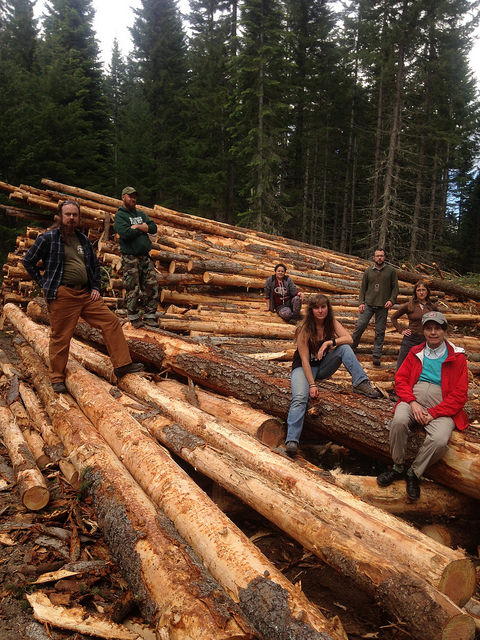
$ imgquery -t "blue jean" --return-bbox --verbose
[352,304,388,359]
[286,344,368,443]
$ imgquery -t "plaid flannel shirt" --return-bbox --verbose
[22,228,101,300]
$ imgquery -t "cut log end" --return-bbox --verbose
[441,613,476,640]
[256,418,285,447]
[439,559,476,608]
[22,485,50,511]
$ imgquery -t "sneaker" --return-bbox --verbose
[285,441,298,457]
[372,356,381,367]
[377,467,404,487]
[52,382,67,394]
[406,471,420,500]
[113,362,145,378]
[353,380,382,399]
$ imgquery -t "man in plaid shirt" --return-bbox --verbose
[23,200,144,393]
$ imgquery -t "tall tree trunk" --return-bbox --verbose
[378,0,407,248]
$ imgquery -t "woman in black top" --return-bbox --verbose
[285,294,380,455]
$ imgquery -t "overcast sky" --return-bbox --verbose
[34,0,480,79]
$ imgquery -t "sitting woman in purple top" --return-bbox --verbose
[264,263,303,322]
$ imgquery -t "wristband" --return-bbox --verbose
[331,338,336,347]
[309,383,316,387]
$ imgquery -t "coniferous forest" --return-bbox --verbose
[1,0,480,272]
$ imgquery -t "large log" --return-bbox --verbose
[118,375,476,608]
[14,341,255,640]
[157,378,285,446]
[158,316,296,338]
[22,299,480,500]
[18,381,64,462]
[0,405,49,510]
[10,310,344,640]
[133,410,475,640]
[328,471,479,518]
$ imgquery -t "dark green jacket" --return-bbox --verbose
[114,205,157,256]
[359,263,399,307]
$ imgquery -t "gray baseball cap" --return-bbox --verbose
[422,310,447,327]
[121,186,137,196]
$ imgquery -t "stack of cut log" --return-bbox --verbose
[1,179,480,639]
[1,302,479,640]
[1,178,480,383]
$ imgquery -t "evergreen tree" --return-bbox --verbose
[35,0,111,191]
[105,39,127,195]
[130,0,188,207]
[184,0,233,219]
[229,0,290,233]
[0,0,43,184]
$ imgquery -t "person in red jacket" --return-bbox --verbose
[376,311,469,500]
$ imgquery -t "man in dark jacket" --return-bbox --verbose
[113,187,159,328]
[376,311,468,500]
[351,248,399,366]
[23,200,143,394]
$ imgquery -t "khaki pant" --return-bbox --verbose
[388,381,454,478]
[47,286,131,383]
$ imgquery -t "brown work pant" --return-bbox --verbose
[47,286,131,383]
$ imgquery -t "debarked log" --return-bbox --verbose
[10,311,345,640]
[0,405,49,510]
[156,378,285,447]
[21,299,480,501]
[138,413,475,640]
[14,339,257,640]
[328,470,479,518]
[119,375,476,608]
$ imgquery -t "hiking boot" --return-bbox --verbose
[372,356,381,367]
[143,317,158,327]
[353,380,382,399]
[113,362,145,378]
[130,318,145,328]
[285,441,298,457]
[52,382,67,394]
[406,472,420,500]
[377,467,404,487]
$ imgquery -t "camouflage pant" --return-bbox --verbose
[121,254,159,319]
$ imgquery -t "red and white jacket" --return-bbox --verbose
[395,341,469,431]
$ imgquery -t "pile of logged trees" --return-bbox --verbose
[0,179,480,639]
[1,178,480,382]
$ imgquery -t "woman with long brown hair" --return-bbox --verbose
[391,280,438,370]
[285,294,380,456]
